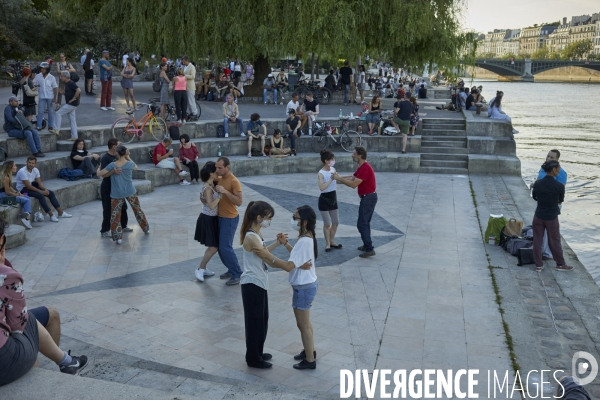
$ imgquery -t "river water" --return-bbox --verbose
[473,79,600,282]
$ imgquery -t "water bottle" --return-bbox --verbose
[217,145,222,157]
[339,109,343,119]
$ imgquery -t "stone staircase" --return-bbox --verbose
[419,118,469,174]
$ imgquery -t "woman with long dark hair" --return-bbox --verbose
[0,161,33,229]
[121,58,138,111]
[97,145,149,244]
[70,138,100,177]
[82,50,95,95]
[193,161,220,281]
[253,205,318,370]
[318,150,340,251]
[488,91,511,122]
[366,95,381,135]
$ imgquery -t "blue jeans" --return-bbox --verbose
[218,215,242,278]
[468,106,477,111]
[224,117,244,135]
[37,98,55,130]
[6,129,42,154]
[292,281,318,310]
[344,84,350,103]
[20,182,60,213]
[0,192,32,214]
[263,88,277,104]
[285,130,298,150]
[357,193,378,252]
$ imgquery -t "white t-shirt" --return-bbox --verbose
[359,71,365,84]
[286,100,300,117]
[16,167,40,192]
[122,54,129,68]
[288,237,317,286]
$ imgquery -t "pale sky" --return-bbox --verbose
[463,0,599,33]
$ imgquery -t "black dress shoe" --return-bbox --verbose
[261,353,272,361]
[293,349,316,360]
[35,152,46,158]
[293,359,316,370]
[247,361,272,369]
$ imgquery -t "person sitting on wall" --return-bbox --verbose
[269,129,291,157]
[152,137,190,185]
[246,113,268,158]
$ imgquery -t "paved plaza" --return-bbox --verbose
[1,171,518,399]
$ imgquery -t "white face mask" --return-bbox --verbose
[259,218,271,228]
[291,217,300,231]
[328,160,335,168]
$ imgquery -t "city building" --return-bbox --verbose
[519,25,558,55]
[595,21,600,55]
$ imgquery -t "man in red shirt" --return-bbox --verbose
[152,137,190,185]
[333,146,377,258]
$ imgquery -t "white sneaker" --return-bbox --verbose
[101,231,111,238]
[247,153,252,158]
[107,107,116,111]
[179,170,190,176]
[225,133,229,138]
[34,211,44,222]
[234,99,238,104]
[116,239,122,245]
[100,107,108,111]
[50,214,59,222]
[59,212,72,218]
[204,269,215,277]
[179,180,191,185]
[262,153,268,157]
[21,218,32,229]
[240,133,245,137]
[195,269,205,282]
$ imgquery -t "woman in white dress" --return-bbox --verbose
[488,91,511,122]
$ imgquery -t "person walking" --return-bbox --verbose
[409,96,420,136]
[193,161,219,282]
[173,68,188,124]
[99,50,115,111]
[215,157,243,285]
[392,92,414,154]
[33,62,59,134]
[158,62,171,121]
[334,146,377,258]
[178,134,199,183]
[97,145,149,244]
[339,61,353,106]
[181,56,199,120]
[531,160,573,272]
[54,71,81,141]
[317,150,341,252]
[99,138,130,238]
[120,58,138,111]
[357,65,366,104]
[252,205,318,370]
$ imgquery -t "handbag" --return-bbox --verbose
[13,111,33,131]
[517,247,535,266]
[263,145,271,156]
[1,196,18,207]
[504,218,523,237]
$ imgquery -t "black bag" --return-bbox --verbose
[216,125,225,138]
[517,247,535,266]
[168,125,180,140]
[507,238,533,257]
[521,225,533,239]
[0,196,18,206]
[499,227,517,250]
[70,72,80,82]
[152,76,163,92]
[251,147,262,157]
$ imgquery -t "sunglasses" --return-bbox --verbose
[292,215,301,221]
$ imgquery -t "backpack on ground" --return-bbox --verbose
[521,225,533,239]
[251,147,262,157]
[168,125,180,140]
[152,76,162,92]
[507,238,533,257]
[499,227,516,250]
[58,167,85,181]
[517,247,535,266]
[216,125,225,138]
[207,91,214,102]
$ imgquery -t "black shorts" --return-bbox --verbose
[0,311,40,386]
[84,70,94,80]
[23,105,36,117]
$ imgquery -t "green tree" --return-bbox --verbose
[561,39,594,60]
[58,0,475,93]
[531,46,549,60]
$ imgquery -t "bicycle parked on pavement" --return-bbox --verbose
[111,100,168,143]
[147,97,202,122]
[310,118,364,153]
[292,78,332,104]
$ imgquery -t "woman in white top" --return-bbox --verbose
[358,65,366,104]
[317,149,341,252]
[488,91,511,122]
[193,161,220,282]
[253,205,318,370]
[240,201,312,369]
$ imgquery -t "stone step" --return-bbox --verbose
[419,165,469,174]
[0,204,29,227]
[5,223,26,249]
[420,159,468,169]
[421,146,468,154]
[422,118,465,126]
[421,140,466,148]
[56,139,92,152]
[4,132,58,158]
[420,153,469,161]
[421,129,467,136]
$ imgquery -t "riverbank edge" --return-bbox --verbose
[470,173,600,397]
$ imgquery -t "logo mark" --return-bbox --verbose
[572,351,598,386]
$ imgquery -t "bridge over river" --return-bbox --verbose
[472,58,600,81]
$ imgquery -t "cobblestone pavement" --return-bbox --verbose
[1,171,517,399]
[470,175,600,399]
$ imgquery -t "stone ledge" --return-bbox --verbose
[467,154,521,176]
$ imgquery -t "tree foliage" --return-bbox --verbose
[561,39,593,60]
[58,0,475,70]
[531,46,549,60]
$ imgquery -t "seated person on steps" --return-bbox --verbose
[152,137,190,185]
[269,129,291,157]
[301,92,319,135]
[16,155,72,222]
[70,139,100,178]
[3,96,45,157]
[222,94,244,138]
[246,113,268,158]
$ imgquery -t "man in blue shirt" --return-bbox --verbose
[534,149,567,260]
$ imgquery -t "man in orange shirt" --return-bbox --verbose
[215,157,243,285]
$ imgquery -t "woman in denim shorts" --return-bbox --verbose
[253,205,318,370]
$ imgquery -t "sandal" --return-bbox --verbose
[325,247,332,252]
[330,243,343,249]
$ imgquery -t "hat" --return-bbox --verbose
[102,50,109,55]
[268,73,273,77]
[8,96,18,102]
[288,108,296,114]
[39,62,50,69]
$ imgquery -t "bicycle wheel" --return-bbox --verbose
[147,116,168,141]
[112,117,136,144]
[340,130,363,152]
[311,130,329,153]
[316,88,332,104]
